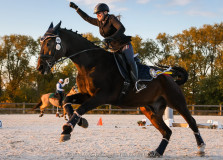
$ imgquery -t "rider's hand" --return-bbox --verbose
[103,38,113,49]
[70,2,78,10]
[103,37,113,44]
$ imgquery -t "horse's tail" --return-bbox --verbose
[172,66,188,85]
[33,100,42,110]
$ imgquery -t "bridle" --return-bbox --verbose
[39,34,104,70]
[39,34,64,69]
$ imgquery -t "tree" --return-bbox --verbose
[131,35,160,65]
[82,32,102,46]
[0,35,38,102]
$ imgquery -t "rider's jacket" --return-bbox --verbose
[56,82,65,93]
[76,8,131,51]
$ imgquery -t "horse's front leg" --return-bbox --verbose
[60,95,104,142]
[39,110,44,117]
[63,93,91,119]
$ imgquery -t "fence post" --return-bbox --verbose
[109,105,111,114]
[52,106,55,114]
[23,102,25,114]
[220,104,222,116]
[137,107,140,114]
[192,105,195,115]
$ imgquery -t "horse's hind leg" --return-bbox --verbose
[140,100,172,157]
[39,104,47,117]
[62,106,68,121]
[165,86,205,155]
[39,110,44,117]
[174,104,205,155]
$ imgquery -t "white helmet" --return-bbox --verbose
[59,79,63,82]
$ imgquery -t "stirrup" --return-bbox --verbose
[135,81,146,93]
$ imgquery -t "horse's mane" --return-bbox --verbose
[60,28,101,49]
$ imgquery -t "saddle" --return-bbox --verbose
[113,52,166,83]
[113,52,172,95]
[49,93,66,100]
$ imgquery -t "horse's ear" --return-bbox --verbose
[53,21,62,35]
[48,22,54,30]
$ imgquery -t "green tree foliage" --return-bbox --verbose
[0,35,38,102]
[131,35,160,64]
[82,32,102,46]
[155,23,223,104]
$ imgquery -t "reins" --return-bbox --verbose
[56,48,104,63]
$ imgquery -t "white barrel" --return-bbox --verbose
[164,107,174,127]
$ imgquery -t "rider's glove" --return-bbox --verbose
[103,37,113,44]
[70,2,79,10]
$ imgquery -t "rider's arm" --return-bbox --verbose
[61,83,66,87]
[107,15,125,40]
[76,8,99,26]
[56,83,64,91]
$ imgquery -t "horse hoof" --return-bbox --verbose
[148,151,162,158]
[78,117,89,128]
[59,134,71,142]
[62,123,73,134]
[56,112,59,117]
[197,151,205,157]
[39,114,43,117]
[197,143,206,157]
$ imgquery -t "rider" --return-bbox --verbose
[69,2,144,91]
[56,79,65,107]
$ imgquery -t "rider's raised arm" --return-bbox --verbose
[70,2,98,26]
[61,83,66,87]
[76,9,99,26]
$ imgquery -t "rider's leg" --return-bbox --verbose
[122,43,145,91]
[58,92,63,106]
[122,43,138,82]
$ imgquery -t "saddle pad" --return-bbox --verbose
[137,63,153,81]
[113,53,154,82]
[49,93,56,98]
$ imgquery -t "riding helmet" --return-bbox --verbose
[94,3,109,14]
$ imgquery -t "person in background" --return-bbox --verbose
[56,79,65,107]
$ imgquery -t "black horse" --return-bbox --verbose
[37,21,205,157]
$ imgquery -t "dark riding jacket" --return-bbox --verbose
[76,8,131,51]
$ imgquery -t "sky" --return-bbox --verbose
[1,0,223,41]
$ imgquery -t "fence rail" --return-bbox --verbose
[0,103,222,115]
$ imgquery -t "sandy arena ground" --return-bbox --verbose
[0,114,223,160]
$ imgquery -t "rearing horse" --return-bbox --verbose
[37,21,205,158]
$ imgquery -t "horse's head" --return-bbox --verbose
[37,21,65,74]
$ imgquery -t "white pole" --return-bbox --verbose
[164,107,174,127]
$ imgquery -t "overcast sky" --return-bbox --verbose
[1,0,223,41]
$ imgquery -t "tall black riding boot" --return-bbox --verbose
[59,93,63,106]
[122,53,146,92]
